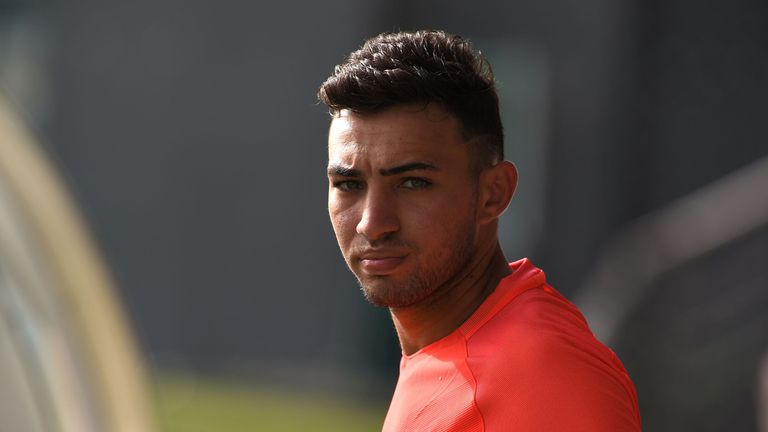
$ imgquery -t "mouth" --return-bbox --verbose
[357,253,408,275]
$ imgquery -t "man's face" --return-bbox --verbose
[327,104,481,308]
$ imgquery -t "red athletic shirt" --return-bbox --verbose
[382,259,641,431]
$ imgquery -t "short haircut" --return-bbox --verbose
[318,30,504,169]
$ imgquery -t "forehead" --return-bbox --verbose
[327,105,467,166]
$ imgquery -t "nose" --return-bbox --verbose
[356,188,399,241]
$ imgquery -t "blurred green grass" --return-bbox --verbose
[153,373,385,432]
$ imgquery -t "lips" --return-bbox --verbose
[359,256,406,275]
[354,248,409,275]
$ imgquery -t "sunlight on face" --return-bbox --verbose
[327,105,481,308]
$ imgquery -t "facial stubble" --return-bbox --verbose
[352,199,479,309]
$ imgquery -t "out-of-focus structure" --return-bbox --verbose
[578,155,768,344]
[0,96,155,431]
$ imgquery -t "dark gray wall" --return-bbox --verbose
[43,1,400,393]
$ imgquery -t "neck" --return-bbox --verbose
[390,241,511,356]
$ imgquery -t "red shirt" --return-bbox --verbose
[382,259,641,431]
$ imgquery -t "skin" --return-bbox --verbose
[327,104,518,355]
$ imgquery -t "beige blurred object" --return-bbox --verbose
[0,95,156,432]
[760,351,768,432]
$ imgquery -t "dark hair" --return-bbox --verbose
[318,30,504,167]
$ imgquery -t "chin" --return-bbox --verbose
[357,275,435,309]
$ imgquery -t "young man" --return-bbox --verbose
[319,30,641,431]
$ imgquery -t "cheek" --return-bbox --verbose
[408,191,475,228]
[404,194,476,243]
[329,203,358,247]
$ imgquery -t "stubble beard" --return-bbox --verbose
[354,214,478,309]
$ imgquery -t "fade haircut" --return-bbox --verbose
[318,30,504,170]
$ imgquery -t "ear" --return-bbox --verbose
[477,161,518,225]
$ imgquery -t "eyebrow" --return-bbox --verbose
[327,162,439,177]
[327,165,360,177]
[379,162,439,176]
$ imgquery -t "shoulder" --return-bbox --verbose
[464,286,641,431]
[465,286,592,361]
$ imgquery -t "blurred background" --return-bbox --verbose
[1,0,766,431]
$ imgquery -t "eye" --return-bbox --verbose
[333,180,364,192]
[401,178,431,190]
